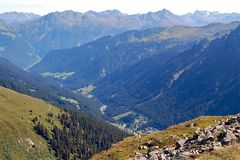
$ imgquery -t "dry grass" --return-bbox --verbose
[198,143,240,160]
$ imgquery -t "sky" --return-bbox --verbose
[0,0,240,15]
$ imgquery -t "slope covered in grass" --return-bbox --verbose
[91,116,227,160]
[0,87,62,160]
[0,86,129,160]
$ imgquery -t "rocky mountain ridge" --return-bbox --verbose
[0,12,40,24]
[133,114,240,159]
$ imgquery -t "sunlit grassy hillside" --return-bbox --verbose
[0,87,63,160]
[92,116,234,160]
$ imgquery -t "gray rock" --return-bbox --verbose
[205,130,214,141]
[160,154,167,160]
[176,138,187,149]
[148,154,158,160]
[152,146,159,150]
[222,130,237,144]
[148,150,160,157]
[215,125,224,130]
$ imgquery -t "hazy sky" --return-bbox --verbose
[1,0,240,15]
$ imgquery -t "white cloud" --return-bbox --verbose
[0,0,240,15]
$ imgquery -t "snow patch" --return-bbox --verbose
[171,69,185,84]
[100,68,106,77]
[100,105,108,114]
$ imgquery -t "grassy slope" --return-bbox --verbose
[0,87,64,160]
[92,116,231,160]
[198,144,240,160]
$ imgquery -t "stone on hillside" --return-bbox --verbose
[136,135,142,138]
[205,130,214,141]
[177,151,191,159]
[148,150,159,160]
[222,130,237,144]
[176,138,187,149]
[186,123,196,128]
[160,154,167,160]
[152,146,159,150]
[195,127,201,132]
[213,142,222,150]
[148,150,160,156]
[226,117,239,125]
[134,151,141,156]
[147,141,152,145]
[219,120,225,125]
[236,126,240,130]
[134,113,240,160]
[139,145,148,150]
[149,154,158,160]
[215,125,224,130]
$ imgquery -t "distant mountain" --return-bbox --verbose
[0,20,40,68]
[94,25,240,130]
[17,9,240,60]
[31,22,240,131]
[1,9,240,68]
[0,58,103,118]
[31,22,239,89]
[181,11,240,26]
[0,12,40,24]
[16,9,184,59]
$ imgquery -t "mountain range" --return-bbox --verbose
[95,25,240,129]
[0,12,40,24]
[31,22,240,131]
[1,10,240,68]
[0,8,240,160]
[31,22,239,87]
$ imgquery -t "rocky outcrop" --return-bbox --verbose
[131,114,240,160]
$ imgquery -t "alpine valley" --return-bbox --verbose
[0,7,240,160]
[32,22,240,131]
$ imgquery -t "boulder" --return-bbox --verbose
[152,146,159,150]
[205,130,214,141]
[176,138,187,149]
[160,154,167,160]
[222,130,237,144]
[215,125,224,130]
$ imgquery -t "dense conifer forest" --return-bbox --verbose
[34,110,129,160]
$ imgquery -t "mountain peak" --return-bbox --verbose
[146,8,174,16]
[157,8,174,15]
[101,9,123,16]
[0,12,40,24]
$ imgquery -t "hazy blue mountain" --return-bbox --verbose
[0,12,40,24]
[0,20,40,68]
[181,11,240,26]
[31,22,240,131]
[16,9,185,59]
[94,25,240,130]
[1,9,240,68]
[31,22,239,88]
